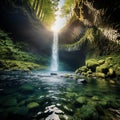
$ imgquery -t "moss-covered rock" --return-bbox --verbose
[75,66,88,74]
[114,66,120,77]
[96,64,109,74]
[87,70,92,74]
[107,68,116,77]
[80,104,99,120]
[76,96,87,105]
[27,102,39,109]
[0,59,46,71]
[94,72,106,78]
[98,60,105,65]
[75,55,120,78]
[0,30,48,71]
[91,96,100,101]
[65,92,78,98]
[19,84,34,94]
[86,59,99,72]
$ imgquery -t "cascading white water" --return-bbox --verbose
[51,32,59,71]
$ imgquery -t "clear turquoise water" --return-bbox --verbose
[0,71,120,120]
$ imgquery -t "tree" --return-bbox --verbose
[28,0,59,28]
[61,0,75,19]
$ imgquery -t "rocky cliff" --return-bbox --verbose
[0,0,52,71]
[0,0,52,55]
[59,0,120,74]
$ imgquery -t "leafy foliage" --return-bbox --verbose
[60,27,99,51]
[61,0,75,19]
[0,29,49,70]
[29,0,59,27]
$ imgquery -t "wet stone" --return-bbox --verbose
[77,79,87,84]
[27,102,39,109]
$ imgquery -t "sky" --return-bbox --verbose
[51,0,66,32]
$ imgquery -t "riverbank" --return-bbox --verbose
[75,55,120,79]
[0,59,46,71]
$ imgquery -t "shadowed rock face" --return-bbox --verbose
[59,18,86,44]
[74,0,120,29]
[60,0,120,45]
[59,0,120,69]
[0,0,52,55]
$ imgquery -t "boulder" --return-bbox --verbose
[94,72,106,78]
[65,92,77,98]
[96,64,109,74]
[91,96,100,101]
[27,102,39,109]
[98,60,105,65]
[86,59,99,72]
[75,66,89,74]
[51,73,58,75]
[107,68,116,77]
[45,112,60,120]
[76,96,87,105]
[80,104,99,120]
[77,79,87,84]
[20,84,34,93]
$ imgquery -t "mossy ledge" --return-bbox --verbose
[0,29,48,71]
[0,59,46,71]
[75,55,120,79]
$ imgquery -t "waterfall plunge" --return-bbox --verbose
[51,32,59,71]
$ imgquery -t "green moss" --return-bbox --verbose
[86,59,99,72]
[19,84,34,93]
[94,72,106,78]
[75,55,120,78]
[60,27,100,51]
[76,96,87,105]
[27,102,39,109]
[65,92,78,98]
[91,96,100,101]
[0,59,46,71]
[96,64,109,74]
[80,104,99,120]
[0,29,48,71]
[98,60,105,65]
[75,66,88,74]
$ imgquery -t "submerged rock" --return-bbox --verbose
[27,102,39,109]
[6,106,28,116]
[76,96,87,105]
[91,96,100,101]
[45,105,64,114]
[2,98,17,107]
[45,112,60,120]
[94,72,106,78]
[80,104,99,120]
[77,79,87,84]
[19,84,34,93]
[51,73,58,75]
[86,59,99,72]
[75,66,88,74]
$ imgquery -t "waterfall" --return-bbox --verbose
[51,32,59,71]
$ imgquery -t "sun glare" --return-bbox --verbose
[51,0,66,32]
[51,17,66,32]
[51,24,59,32]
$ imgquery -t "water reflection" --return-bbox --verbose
[0,71,120,120]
